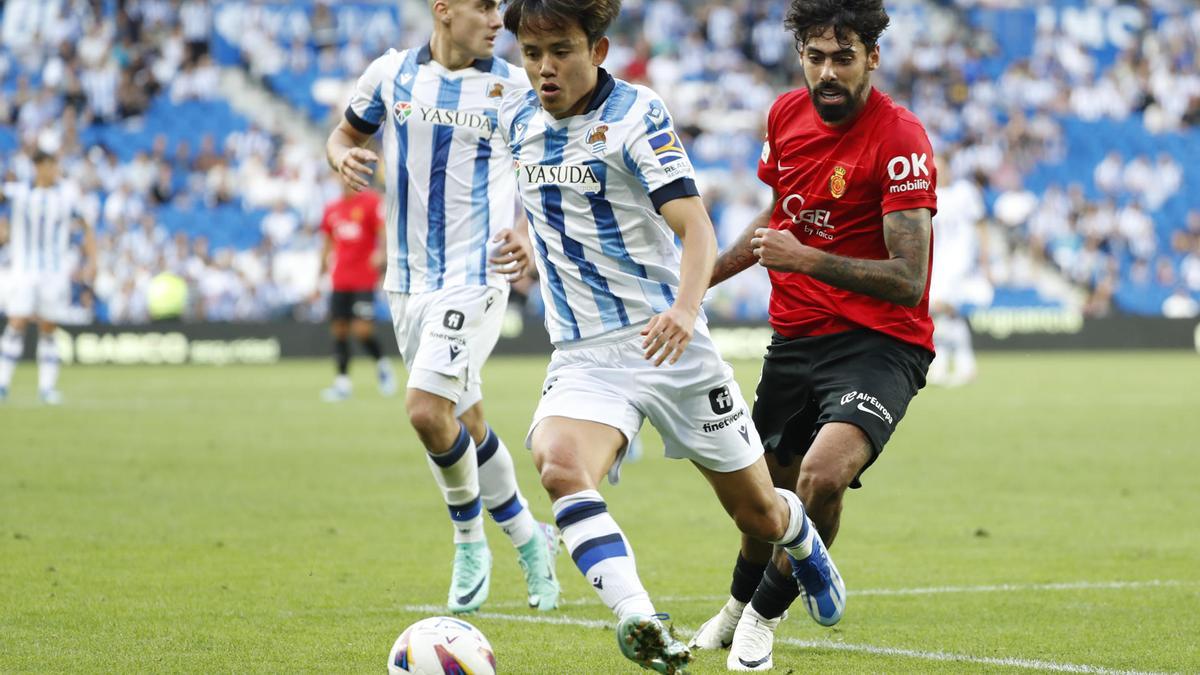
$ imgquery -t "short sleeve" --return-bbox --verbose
[757,101,782,190]
[345,50,397,135]
[626,95,699,212]
[876,119,938,216]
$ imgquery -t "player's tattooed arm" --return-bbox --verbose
[711,204,772,287]
[753,207,931,307]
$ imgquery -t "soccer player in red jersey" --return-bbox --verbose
[690,0,938,669]
[316,185,396,401]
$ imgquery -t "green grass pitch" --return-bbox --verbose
[2,351,1199,673]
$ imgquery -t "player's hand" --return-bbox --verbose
[337,147,378,192]
[489,228,534,281]
[752,227,808,273]
[641,305,697,367]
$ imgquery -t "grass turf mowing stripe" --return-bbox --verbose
[403,579,1192,611]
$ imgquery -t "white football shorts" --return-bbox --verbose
[6,272,71,322]
[527,323,763,482]
[387,284,508,416]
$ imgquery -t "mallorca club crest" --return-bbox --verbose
[394,101,413,125]
[586,124,609,155]
[830,166,847,199]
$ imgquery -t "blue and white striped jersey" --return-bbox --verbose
[498,69,702,345]
[2,181,81,276]
[345,44,529,294]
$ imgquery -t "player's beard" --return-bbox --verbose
[810,80,868,125]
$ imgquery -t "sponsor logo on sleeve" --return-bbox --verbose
[886,152,932,194]
[761,140,770,164]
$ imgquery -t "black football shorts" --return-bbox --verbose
[330,290,376,321]
[752,328,932,488]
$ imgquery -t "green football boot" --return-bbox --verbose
[616,613,692,674]
[516,522,561,611]
[447,541,491,614]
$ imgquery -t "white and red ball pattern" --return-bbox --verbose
[388,616,497,675]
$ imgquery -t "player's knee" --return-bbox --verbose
[532,443,585,500]
[798,468,847,508]
[732,499,785,542]
[406,394,456,438]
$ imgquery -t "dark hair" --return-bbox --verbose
[32,149,56,164]
[786,0,890,51]
[503,0,621,46]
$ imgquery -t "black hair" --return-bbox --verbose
[786,0,890,51]
[503,0,621,46]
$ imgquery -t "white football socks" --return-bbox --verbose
[773,488,815,559]
[553,490,654,619]
[37,334,60,393]
[426,424,485,544]
[476,426,536,548]
[0,326,22,390]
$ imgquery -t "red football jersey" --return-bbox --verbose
[758,87,938,351]
[320,190,383,291]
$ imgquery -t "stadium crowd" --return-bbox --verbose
[1,0,1198,324]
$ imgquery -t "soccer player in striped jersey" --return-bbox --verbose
[0,150,95,405]
[325,0,560,615]
[499,1,845,672]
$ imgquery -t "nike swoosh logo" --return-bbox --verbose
[738,653,771,668]
[777,163,795,171]
[857,401,887,423]
[455,576,487,606]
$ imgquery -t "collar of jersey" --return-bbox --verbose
[416,42,495,73]
[537,67,616,126]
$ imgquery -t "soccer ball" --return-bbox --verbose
[387,616,496,675]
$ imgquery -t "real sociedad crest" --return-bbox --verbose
[586,124,609,155]
[394,102,413,124]
[830,166,847,199]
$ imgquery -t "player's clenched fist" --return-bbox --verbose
[752,227,810,273]
[336,147,378,192]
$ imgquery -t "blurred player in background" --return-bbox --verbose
[315,183,397,401]
[691,0,937,669]
[500,1,844,671]
[0,148,95,405]
[325,0,560,615]
[928,159,990,387]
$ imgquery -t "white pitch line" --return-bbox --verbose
[405,579,1191,612]
[775,637,1166,674]
[396,609,1167,674]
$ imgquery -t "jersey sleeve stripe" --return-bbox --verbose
[648,178,699,212]
[425,75,464,290]
[621,147,651,193]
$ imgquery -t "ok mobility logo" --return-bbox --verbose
[840,391,894,425]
